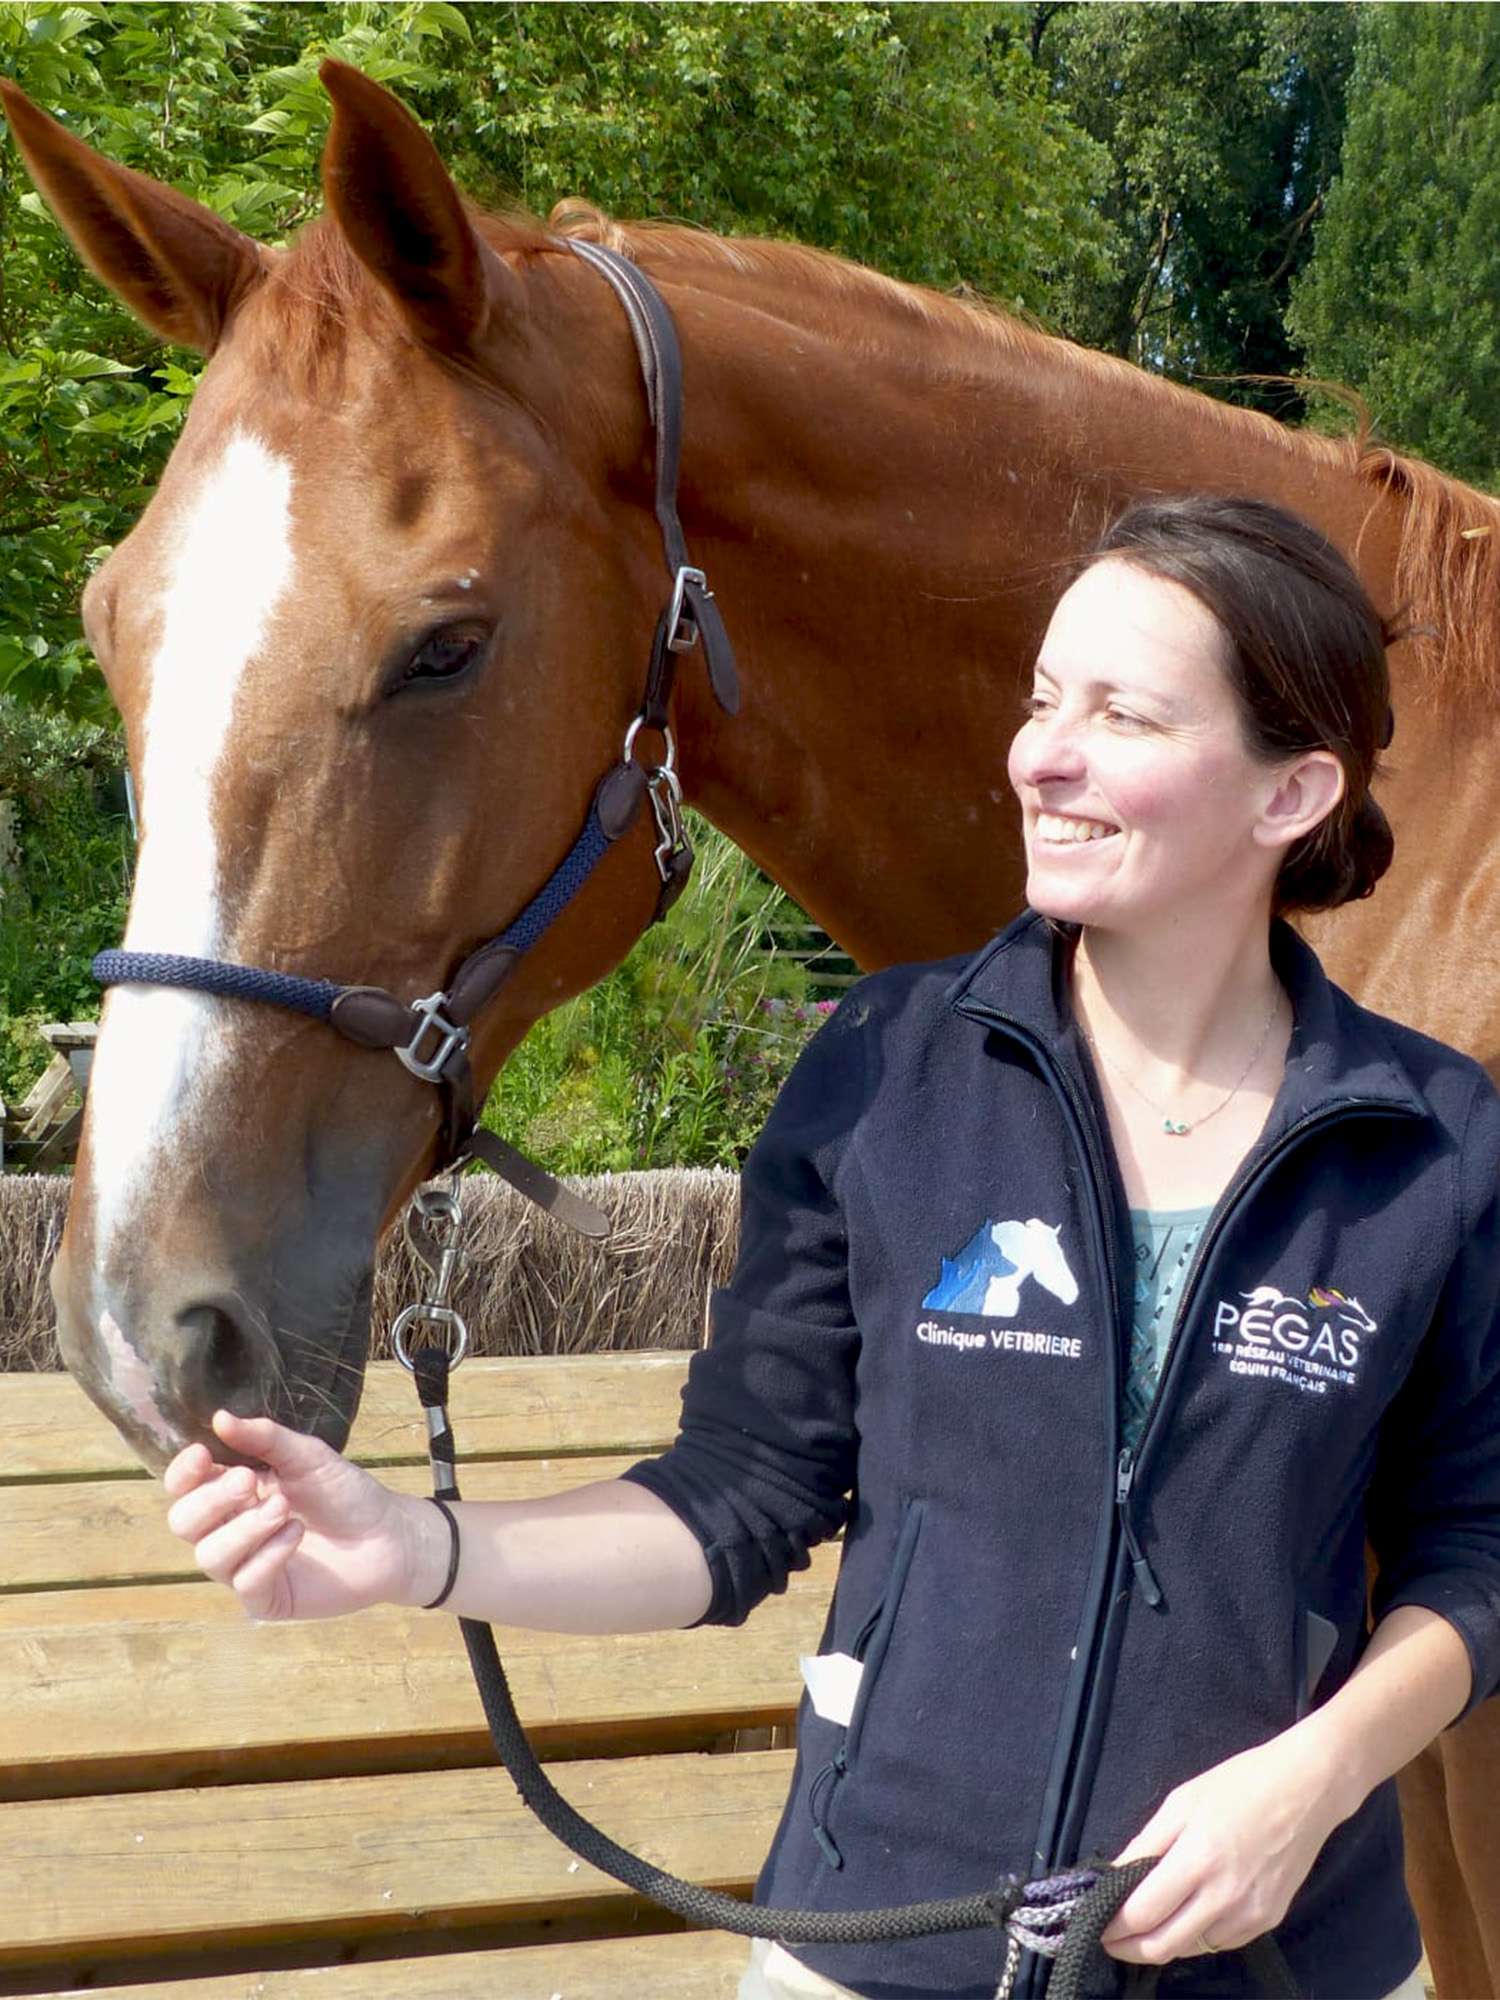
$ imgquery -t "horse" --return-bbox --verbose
[4,62,1499,1997]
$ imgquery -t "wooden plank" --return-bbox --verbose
[0,1355,692,1485]
[0,1747,796,1971]
[0,1551,833,1798]
[14,1054,75,1138]
[72,1929,752,1999]
[29,1102,84,1173]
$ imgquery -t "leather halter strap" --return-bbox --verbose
[93,241,738,1234]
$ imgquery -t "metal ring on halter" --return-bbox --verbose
[622,714,677,774]
[391,1301,469,1372]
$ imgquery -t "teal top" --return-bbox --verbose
[1121,1205,1213,1451]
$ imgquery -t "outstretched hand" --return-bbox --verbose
[163,1411,422,1621]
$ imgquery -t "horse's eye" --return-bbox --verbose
[399,627,485,688]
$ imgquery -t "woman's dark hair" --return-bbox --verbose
[1088,494,1396,914]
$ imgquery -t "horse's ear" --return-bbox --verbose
[318,61,520,353]
[0,82,266,352]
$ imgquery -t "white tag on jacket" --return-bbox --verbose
[799,1651,864,1726]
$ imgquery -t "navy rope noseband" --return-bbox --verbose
[92,241,738,1230]
[97,804,614,1022]
[93,952,342,1022]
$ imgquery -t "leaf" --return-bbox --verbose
[49,351,134,381]
[411,2,471,43]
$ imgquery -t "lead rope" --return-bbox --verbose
[394,1185,1298,1999]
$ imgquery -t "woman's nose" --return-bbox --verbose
[1011,710,1088,788]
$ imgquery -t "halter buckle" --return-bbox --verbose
[666,565,708,653]
[396,991,470,1083]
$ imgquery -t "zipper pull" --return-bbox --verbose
[808,1753,847,1870]
[1116,1448,1164,1608]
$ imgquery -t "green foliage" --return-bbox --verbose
[0,696,130,1105]
[440,4,1114,312]
[1287,4,1500,491]
[479,814,831,1173]
[1033,2,1354,414]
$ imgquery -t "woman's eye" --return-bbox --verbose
[1106,707,1145,730]
[400,628,486,688]
[1022,692,1053,717]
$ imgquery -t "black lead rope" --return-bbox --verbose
[409,1346,1300,1998]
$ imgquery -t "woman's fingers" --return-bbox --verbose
[210,1407,332,1480]
[165,1462,261,1545]
[190,1485,295,1589]
[226,1517,305,1620]
[162,1438,218,1499]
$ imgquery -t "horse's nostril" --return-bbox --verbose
[175,1301,267,1420]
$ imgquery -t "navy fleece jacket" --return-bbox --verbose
[623,914,1500,2000]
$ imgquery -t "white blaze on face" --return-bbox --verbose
[87,432,297,1305]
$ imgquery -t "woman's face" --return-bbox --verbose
[1008,558,1294,934]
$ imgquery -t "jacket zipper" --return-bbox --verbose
[951,998,1130,1911]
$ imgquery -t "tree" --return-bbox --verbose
[1286,3,1500,492]
[1031,2,1355,417]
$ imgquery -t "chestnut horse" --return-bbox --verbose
[4,64,1498,1996]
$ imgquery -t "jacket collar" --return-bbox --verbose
[946,909,1429,1137]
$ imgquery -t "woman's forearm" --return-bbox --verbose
[1290,1604,1472,1823]
[393,1477,715,1632]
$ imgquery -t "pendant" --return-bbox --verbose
[1162,1117,1191,1137]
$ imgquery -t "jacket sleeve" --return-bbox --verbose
[620,995,869,1627]
[1368,1077,1500,1716]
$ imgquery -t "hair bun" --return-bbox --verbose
[1279,794,1394,912]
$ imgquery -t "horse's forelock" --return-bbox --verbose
[235,205,551,393]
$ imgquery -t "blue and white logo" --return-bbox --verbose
[922,1218,1079,1318]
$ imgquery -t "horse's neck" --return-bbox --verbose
[656,265,1388,968]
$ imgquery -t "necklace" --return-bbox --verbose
[1084,991,1284,1138]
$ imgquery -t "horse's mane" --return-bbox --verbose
[260,203,1500,700]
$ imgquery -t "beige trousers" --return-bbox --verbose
[737,1936,1430,2000]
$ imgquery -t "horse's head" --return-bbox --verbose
[1015,1219,1080,1307]
[2,66,720,1468]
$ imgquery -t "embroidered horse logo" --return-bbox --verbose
[922,1218,1080,1318]
[1307,1285,1376,1336]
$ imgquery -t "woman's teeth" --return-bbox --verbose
[1035,812,1118,844]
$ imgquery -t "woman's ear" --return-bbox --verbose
[1253,749,1347,854]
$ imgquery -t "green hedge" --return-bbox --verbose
[0,698,129,1106]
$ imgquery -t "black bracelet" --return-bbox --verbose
[423,1495,461,1610]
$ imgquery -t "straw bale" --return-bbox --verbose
[0,1173,70,1370]
[0,1169,741,1373]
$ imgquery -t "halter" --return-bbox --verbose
[92,241,740,1237]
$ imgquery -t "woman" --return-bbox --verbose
[163,497,1500,2000]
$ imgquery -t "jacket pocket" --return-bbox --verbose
[808,1497,925,1868]
[1294,1607,1340,1720]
